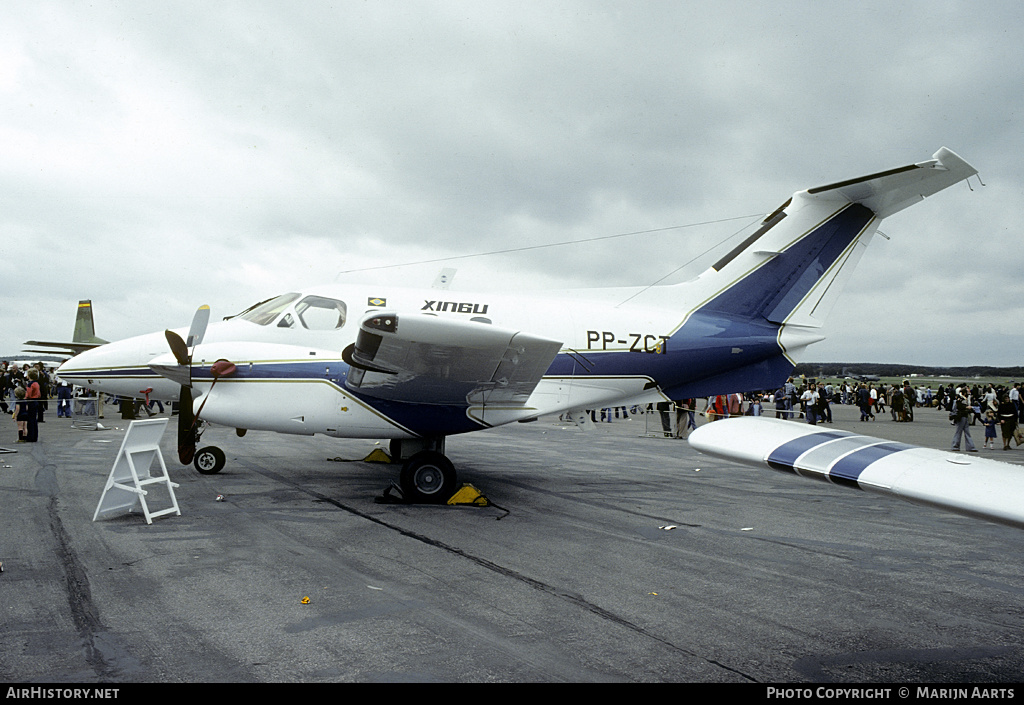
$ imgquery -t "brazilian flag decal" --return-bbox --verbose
[368,297,386,307]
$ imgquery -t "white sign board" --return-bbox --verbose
[93,418,180,524]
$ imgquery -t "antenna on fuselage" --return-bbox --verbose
[614,215,763,308]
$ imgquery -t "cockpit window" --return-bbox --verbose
[295,296,347,330]
[237,293,301,326]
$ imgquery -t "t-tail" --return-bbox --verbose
[666,147,977,364]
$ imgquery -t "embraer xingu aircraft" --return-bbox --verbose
[58,148,977,503]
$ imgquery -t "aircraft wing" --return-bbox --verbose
[343,311,563,406]
[689,417,1024,531]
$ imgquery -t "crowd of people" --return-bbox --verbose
[1,362,60,443]
[700,378,1024,452]
[1,361,84,443]
[584,377,1024,452]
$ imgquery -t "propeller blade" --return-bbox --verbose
[171,306,213,465]
[165,329,189,366]
[187,305,210,348]
[177,386,196,465]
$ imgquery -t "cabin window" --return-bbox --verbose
[237,293,301,326]
[295,296,347,330]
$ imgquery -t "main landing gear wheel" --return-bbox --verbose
[193,446,226,475]
[399,451,457,504]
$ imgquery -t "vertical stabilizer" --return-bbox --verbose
[73,300,107,345]
[23,300,109,355]
[672,148,977,340]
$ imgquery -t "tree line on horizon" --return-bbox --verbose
[794,363,1024,379]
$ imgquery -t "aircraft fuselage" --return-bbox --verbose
[57,281,787,439]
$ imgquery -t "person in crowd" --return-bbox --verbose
[816,383,832,423]
[32,364,49,423]
[902,381,916,422]
[0,365,9,414]
[713,394,729,421]
[998,392,1019,451]
[891,385,905,421]
[56,376,73,418]
[656,401,672,437]
[748,393,762,417]
[857,383,873,421]
[950,386,978,453]
[727,392,741,418]
[800,384,819,425]
[13,387,30,442]
[674,398,697,439]
[775,386,788,419]
[784,378,797,419]
[981,410,998,450]
[24,370,41,438]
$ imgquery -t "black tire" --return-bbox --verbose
[193,446,226,475]
[399,451,456,504]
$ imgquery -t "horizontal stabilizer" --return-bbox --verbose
[804,147,978,219]
[24,340,106,355]
[690,417,1024,531]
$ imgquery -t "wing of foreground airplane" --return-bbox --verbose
[689,417,1024,530]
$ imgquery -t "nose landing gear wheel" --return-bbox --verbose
[193,446,226,475]
[399,451,457,504]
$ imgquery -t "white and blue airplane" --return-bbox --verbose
[58,147,977,503]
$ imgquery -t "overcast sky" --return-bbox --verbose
[2,1,1021,367]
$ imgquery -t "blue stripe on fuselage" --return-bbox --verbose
[545,311,782,389]
[192,359,489,437]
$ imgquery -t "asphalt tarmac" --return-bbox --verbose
[3,400,1024,684]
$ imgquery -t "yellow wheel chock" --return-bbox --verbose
[446,484,490,507]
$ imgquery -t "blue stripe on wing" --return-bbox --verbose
[766,431,851,473]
